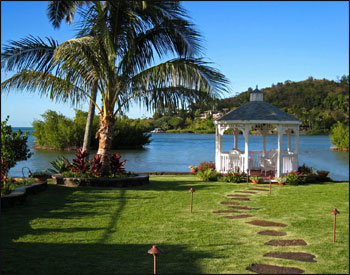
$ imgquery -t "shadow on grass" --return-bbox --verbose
[1,242,212,274]
[1,184,212,274]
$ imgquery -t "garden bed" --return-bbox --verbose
[1,180,47,208]
[51,173,149,187]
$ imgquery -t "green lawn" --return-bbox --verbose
[1,176,349,274]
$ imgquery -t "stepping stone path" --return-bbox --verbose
[264,252,317,263]
[213,188,315,273]
[212,210,241,214]
[246,220,288,227]
[223,214,254,219]
[258,230,287,236]
[265,239,307,246]
[227,206,256,210]
[228,197,251,201]
[227,194,251,197]
[220,201,240,205]
[249,188,269,192]
[246,263,304,274]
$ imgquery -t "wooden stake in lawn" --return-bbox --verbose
[246,169,249,185]
[331,208,340,242]
[269,176,272,195]
[148,245,163,275]
[189,188,195,213]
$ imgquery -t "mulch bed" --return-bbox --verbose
[258,230,287,236]
[246,220,288,227]
[227,206,257,210]
[248,188,269,192]
[264,252,316,262]
[212,210,241,214]
[234,191,256,194]
[227,194,251,197]
[220,201,240,205]
[223,214,255,219]
[246,263,304,274]
[229,198,251,201]
[265,239,307,246]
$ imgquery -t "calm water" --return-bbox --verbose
[8,128,349,181]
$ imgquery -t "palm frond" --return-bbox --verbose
[1,35,58,72]
[1,70,98,109]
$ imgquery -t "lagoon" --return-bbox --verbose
[8,128,349,181]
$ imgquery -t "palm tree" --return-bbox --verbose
[1,1,230,174]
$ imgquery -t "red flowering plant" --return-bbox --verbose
[110,152,126,176]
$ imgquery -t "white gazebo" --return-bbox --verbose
[214,86,302,177]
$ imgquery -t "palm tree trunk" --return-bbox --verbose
[97,114,115,175]
[82,84,98,157]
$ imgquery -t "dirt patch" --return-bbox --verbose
[212,210,241,214]
[249,188,269,192]
[235,191,256,194]
[258,230,287,236]
[220,201,240,205]
[223,214,254,219]
[264,252,316,262]
[246,263,304,274]
[246,220,288,227]
[227,194,251,197]
[265,239,307,246]
[229,198,251,201]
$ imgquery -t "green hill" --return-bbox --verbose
[216,75,349,135]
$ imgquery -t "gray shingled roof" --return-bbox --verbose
[216,101,301,123]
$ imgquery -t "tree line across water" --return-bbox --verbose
[28,75,349,151]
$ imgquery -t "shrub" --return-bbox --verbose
[1,158,8,184]
[1,178,15,196]
[48,156,71,174]
[250,175,264,183]
[90,154,103,177]
[197,169,218,181]
[330,121,349,150]
[285,171,304,185]
[110,153,126,176]
[198,161,215,172]
[71,148,90,174]
[298,164,313,174]
[1,116,32,169]
[220,171,247,183]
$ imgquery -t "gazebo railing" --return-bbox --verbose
[249,151,263,170]
[220,152,244,173]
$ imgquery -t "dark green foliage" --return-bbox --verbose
[198,161,216,172]
[298,164,313,174]
[219,171,247,183]
[196,169,218,181]
[330,121,349,150]
[32,110,150,150]
[1,116,32,169]
[1,159,8,183]
[48,156,71,174]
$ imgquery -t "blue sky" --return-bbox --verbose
[1,1,349,126]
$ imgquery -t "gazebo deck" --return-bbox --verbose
[249,169,275,178]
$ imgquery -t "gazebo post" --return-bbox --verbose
[295,127,299,166]
[242,125,251,173]
[233,129,240,150]
[215,125,223,172]
[276,125,283,177]
[287,129,292,152]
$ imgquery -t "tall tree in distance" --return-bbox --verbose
[2,1,230,174]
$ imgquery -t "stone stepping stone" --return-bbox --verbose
[265,239,307,246]
[227,194,251,197]
[264,252,316,262]
[249,188,269,192]
[235,191,256,194]
[246,263,304,274]
[246,220,288,227]
[258,230,287,236]
[229,197,251,201]
[227,206,259,210]
[223,214,255,219]
[212,210,241,214]
[220,201,240,205]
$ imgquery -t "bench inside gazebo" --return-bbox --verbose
[214,86,302,178]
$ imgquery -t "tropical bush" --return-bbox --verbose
[32,110,150,150]
[1,116,32,169]
[250,175,264,183]
[330,121,349,150]
[219,171,247,183]
[59,148,127,179]
[48,156,71,174]
[285,171,305,185]
[197,169,218,182]
[198,161,216,172]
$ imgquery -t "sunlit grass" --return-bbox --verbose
[1,176,348,274]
